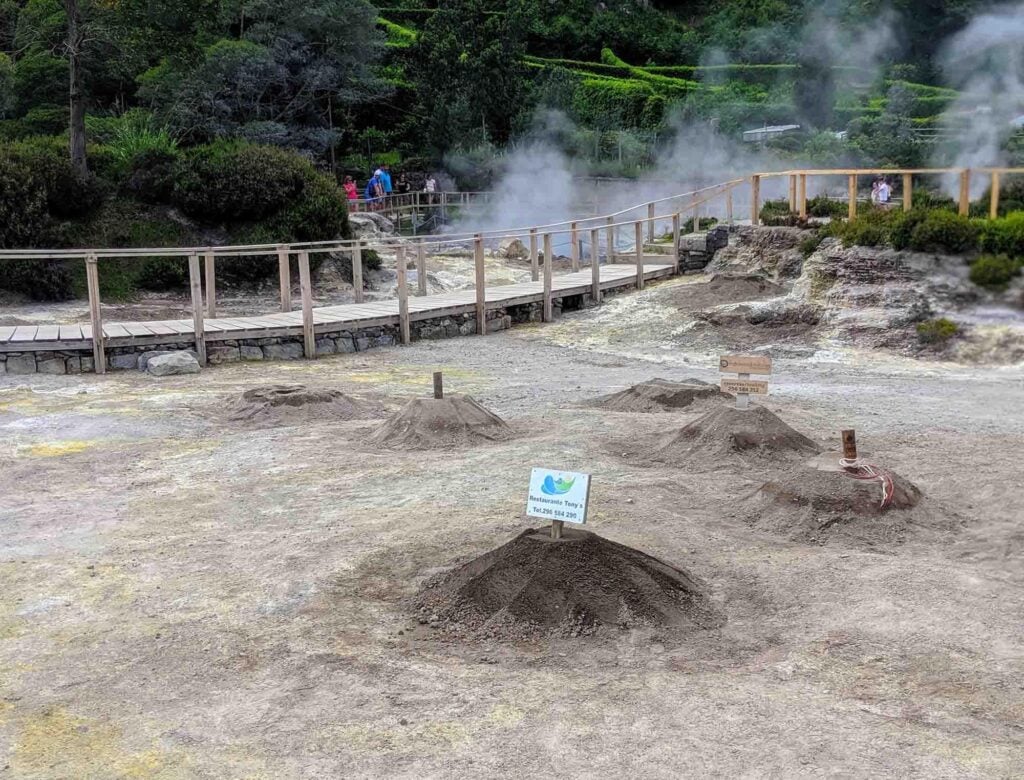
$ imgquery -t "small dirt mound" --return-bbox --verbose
[370,395,512,449]
[415,528,723,639]
[229,384,383,424]
[642,404,822,465]
[588,378,727,413]
[747,466,938,545]
[665,273,785,312]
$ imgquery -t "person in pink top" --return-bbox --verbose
[343,175,358,201]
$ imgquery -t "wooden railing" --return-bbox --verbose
[2,166,1019,374]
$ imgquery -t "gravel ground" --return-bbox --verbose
[1,275,1023,779]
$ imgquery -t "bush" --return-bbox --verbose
[916,317,959,345]
[759,198,798,226]
[800,233,824,257]
[124,148,178,204]
[1,138,106,218]
[0,258,74,300]
[806,195,846,219]
[907,210,978,253]
[978,212,1024,257]
[0,155,49,247]
[829,208,891,247]
[968,255,1022,290]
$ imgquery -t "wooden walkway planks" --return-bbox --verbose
[0,263,673,353]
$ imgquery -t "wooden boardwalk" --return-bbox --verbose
[0,263,674,353]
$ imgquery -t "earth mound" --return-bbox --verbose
[588,378,727,413]
[415,528,723,639]
[229,384,383,424]
[642,404,822,465]
[747,465,936,545]
[370,395,512,449]
[664,273,786,312]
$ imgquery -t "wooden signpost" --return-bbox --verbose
[720,353,772,410]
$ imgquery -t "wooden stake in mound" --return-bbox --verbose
[370,395,512,449]
[588,378,727,413]
[415,527,724,639]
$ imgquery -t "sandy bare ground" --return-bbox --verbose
[1,275,1023,779]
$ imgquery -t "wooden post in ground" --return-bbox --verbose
[693,202,701,233]
[396,245,411,344]
[542,233,553,322]
[990,171,1001,219]
[958,168,971,216]
[606,216,615,262]
[646,202,655,243]
[798,173,807,218]
[570,221,579,272]
[551,520,563,540]
[474,234,486,335]
[297,250,315,359]
[841,429,858,463]
[726,189,734,225]
[433,371,444,399]
[187,252,206,365]
[529,228,539,282]
[84,253,106,374]
[277,246,291,312]
[634,221,644,290]
[788,174,797,211]
[672,212,681,274]
[352,241,364,303]
[204,250,216,318]
[417,239,427,296]
[903,173,913,213]
[848,174,858,220]
[590,227,601,302]
[750,175,761,226]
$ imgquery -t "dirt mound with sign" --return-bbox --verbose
[229,384,385,425]
[587,378,729,413]
[631,404,821,467]
[370,395,513,449]
[744,463,953,546]
[415,528,723,640]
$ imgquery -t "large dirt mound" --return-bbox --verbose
[416,528,723,639]
[641,404,822,466]
[588,378,728,413]
[370,395,512,449]
[745,465,950,546]
[229,384,384,424]
[664,273,786,312]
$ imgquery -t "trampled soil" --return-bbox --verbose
[631,404,822,467]
[662,273,785,312]
[415,527,724,640]
[229,384,385,425]
[370,394,513,449]
[586,377,728,413]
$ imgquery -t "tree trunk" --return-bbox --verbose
[65,0,88,176]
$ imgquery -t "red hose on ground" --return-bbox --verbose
[840,459,895,509]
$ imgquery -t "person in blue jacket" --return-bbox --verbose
[379,165,393,203]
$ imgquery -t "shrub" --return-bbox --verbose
[759,198,797,226]
[2,138,106,218]
[829,208,891,247]
[968,255,1021,290]
[124,148,178,204]
[888,209,929,250]
[806,195,846,219]
[907,210,978,253]
[800,233,824,257]
[0,258,74,300]
[0,155,49,247]
[977,212,1024,257]
[916,317,959,345]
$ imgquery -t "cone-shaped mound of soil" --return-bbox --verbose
[588,378,727,413]
[370,395,512,449]
[415,528,723,639]
[645,404,821,465]
[747,466,931,544]
[229,384,383,424]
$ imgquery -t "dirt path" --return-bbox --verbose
[1,276,1022,779]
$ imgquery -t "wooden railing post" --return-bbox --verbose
[959,168,971,216]
[902,173,913,213]
[277,245,291,312]
[570,221,579,272]
[672,212,681,274]
[848,174,857,220]
[187,252,206,365]
[417,239,427,296]
[990,171,1001,219]
[297,250,315,359]
[352,240,364,304]
[750,175,761,226]
[474,234,486,335]
[798,173,807,218]
[605,216,615,262]
[542,233,553,322]
[529,228,539,282]
[788,174,797,211]
[693,203,701,233]
[646,202,655,243]
[590,227,601,302]
[84,253,106,374]
[396,245,411,344]
[726,189,733,225]
[634,220,644,290]
[204,250,216,318]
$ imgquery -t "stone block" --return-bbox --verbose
[355,336,370,351]
[373,334,395,348]
[148,351,201,376]
[66,357,82,374]
[207,345,240,364]
[81,356,94,373]
[262,341,304,360]
[110,352,140,370]
[6,354,36,374]
[0,359,5,375]
[240,346,263,361]
[316,338,337,356]
[335,336,356,353]
[459,320,476,336]
[138,350,199,371]
[37,357,66,375]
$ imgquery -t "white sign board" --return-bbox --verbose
[526,468,591,525]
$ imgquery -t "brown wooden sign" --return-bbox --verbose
[721,378,769,396]
[720,354,772,375]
